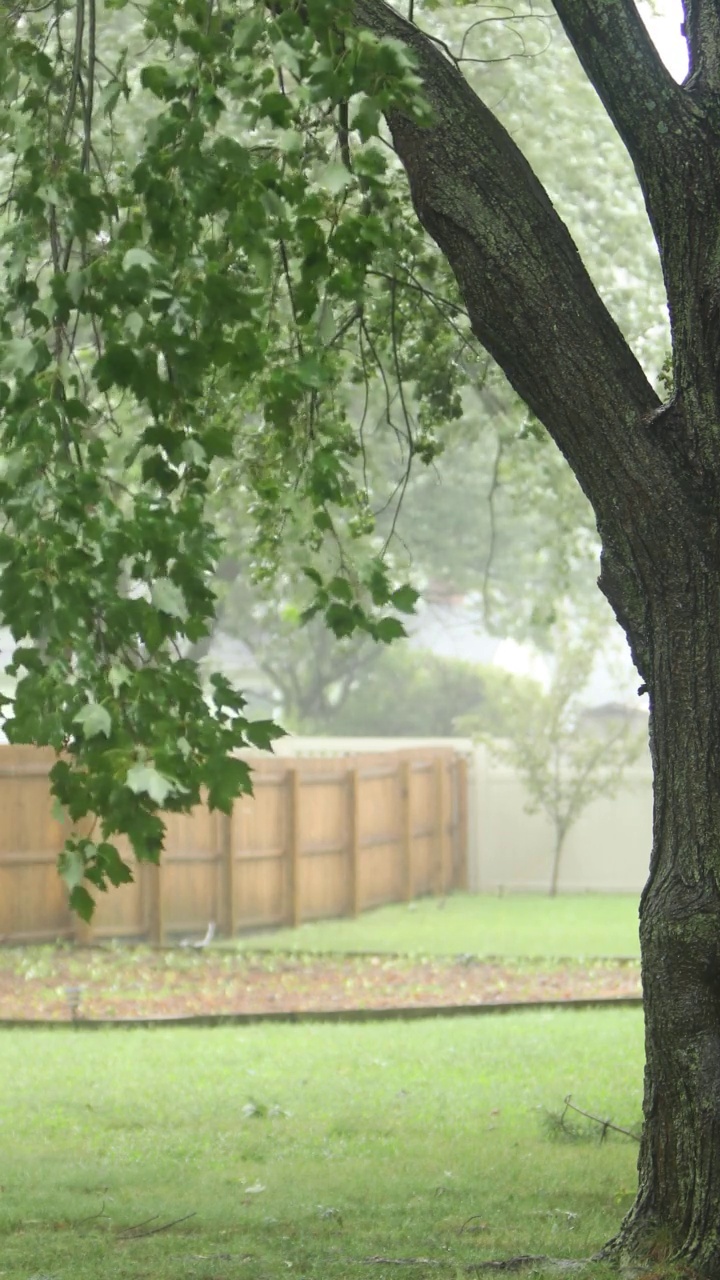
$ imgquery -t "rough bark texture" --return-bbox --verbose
[613,572,720,1271]
[351,0,720,1272]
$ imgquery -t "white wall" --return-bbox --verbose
[271,737,654,895]
[471,745,652,894]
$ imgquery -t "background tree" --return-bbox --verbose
[300,644,489,735]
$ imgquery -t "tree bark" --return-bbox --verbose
[601,560,720,1272]
[346,0,720,1271]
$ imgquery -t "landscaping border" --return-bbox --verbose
[0,995,643,1030]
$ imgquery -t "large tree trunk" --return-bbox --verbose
[350,2,720,1271]
[609,566,720,1271]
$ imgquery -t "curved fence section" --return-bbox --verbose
[0,746,468,945]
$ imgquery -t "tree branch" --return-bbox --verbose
[353,0,681,578]
[551,0,690,243]
[682,0,720,93]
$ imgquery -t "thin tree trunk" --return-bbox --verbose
[549,829,565,899]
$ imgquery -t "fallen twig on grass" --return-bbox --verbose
[458,1214,489,1235]
[118,1212,196,1240]
[360,1257,444,1267]
[466,1259,587,1273]
[170,1253,253,1264]
[562,1095,640,1143]
[73,1200,107,1226]
[359,1257,588,1273]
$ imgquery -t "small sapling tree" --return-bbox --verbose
[459,620,646,895]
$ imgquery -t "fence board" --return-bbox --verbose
[0,745,467,943]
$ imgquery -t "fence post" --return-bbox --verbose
[400,759,413,903]
[146,861,164,946]
[286,767,301,927]
[456,756,469,891]
[73,911,94,946]
[347,766,361,917]
[435,757,449,895]
[218,809,235,938]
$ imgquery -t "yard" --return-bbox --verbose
[236,892,641,960]
[0,895,646,1279]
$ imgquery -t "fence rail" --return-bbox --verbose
[0,745,468,945]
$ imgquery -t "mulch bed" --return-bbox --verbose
[0,947,642,1022]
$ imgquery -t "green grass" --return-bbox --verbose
[0,1009,644,1280]
[235,893,640,959]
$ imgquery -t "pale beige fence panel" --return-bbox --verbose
[0,745,469,942]
[407,760,438,897]
[0,747,72,941]
[357,763,402,910]
[298,767,349,921]
[88,841,144,941]
[161,804,220,936]
[231,770,290,931]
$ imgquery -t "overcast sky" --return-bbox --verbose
[640,0,688,81]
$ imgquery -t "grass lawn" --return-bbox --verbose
[0,1008,644,1280]
[234,893,641,960]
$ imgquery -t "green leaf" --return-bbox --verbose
[1,337,39,377]
[244,720,285,751]
[390,585,419,614]
[122,247,157,272]
[139,64,173,97]
[66,270,86,305]
[108,663,131,696]
[97,842,134,887]
[74,702,112,739]
[326,601,361,638]
[328,576,354,603]
[206,755,252,813]
[126,763,175,806]
[69,884,95,922]
[58,844,87,891]
[124,311,145,339]
[374,617,407,643]
[151,578,189,620]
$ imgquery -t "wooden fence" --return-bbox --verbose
[0,745,468,945]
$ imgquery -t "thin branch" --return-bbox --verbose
[337,100,351,171]
[118,1211,197,1240]
[459,11,553,62]
[352,0,675,612]
[278,239,304,361]
[74,1200,107,1226]
[562,1094,640,1143]
[551,0,690,234]
[61,0,84,142]
[82,0,95,175]
[481,431,504,625]
[682,1,720,91]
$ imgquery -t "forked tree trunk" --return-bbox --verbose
[608,568,720,1272]
[350,2,720,1270]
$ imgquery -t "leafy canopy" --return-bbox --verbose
[0,0,666,916]
[0,0,472,914]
